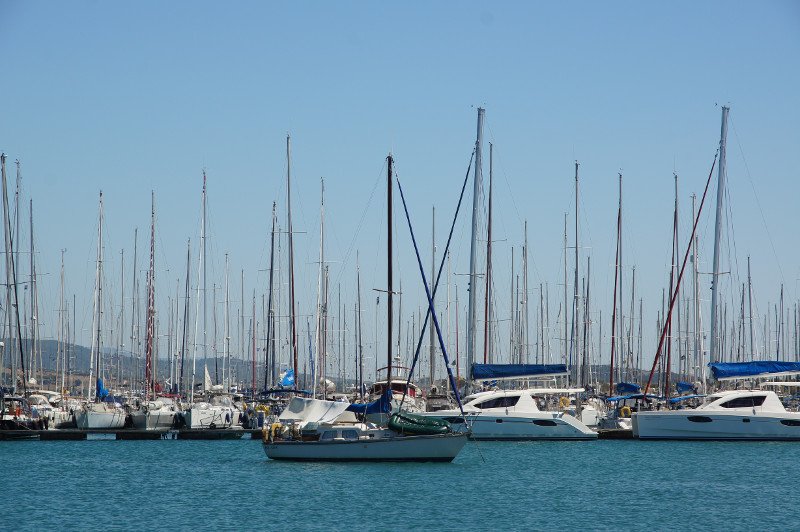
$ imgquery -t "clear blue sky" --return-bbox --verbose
[2,1,799,380]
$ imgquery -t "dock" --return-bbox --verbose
[0,428,263,441]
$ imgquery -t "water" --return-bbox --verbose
[1,438,795,530]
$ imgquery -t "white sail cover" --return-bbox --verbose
[279,397,351,424]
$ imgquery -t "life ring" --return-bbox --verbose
[559,396,570,409]
[619,406,632,418]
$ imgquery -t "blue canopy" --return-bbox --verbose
[346,389,393,415]
[471,363,568,381]
[615,382,641,394]
[280,369,296,387]
[607,393,660,402]
[668,394,706,404]
[710,361,800,380]
[676,381,695,393]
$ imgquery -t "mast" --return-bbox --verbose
[387,154,394,388]
[572,162,580,384]
[1,155,26,393]
[747,256,755,357]
[223,253,230,388]
[179,239,191,397]
[466,107,484,383]
[29,199,38,385]
[88,192,104,400]
[312,179,325,396]
[356,254,364,399]
[709,105,729,365]
[145,192,156,400]
[286,135,299,381]
[609,173,622,394]
[265,202,277,389]
[483,142,493,365]
[563,213,568,370]
[201,172,211,383]
[59,249,66,394]
[130,228,138,390]
[430,206,436,385]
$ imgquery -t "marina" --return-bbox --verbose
[2,1,799,529]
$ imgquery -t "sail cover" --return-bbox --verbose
[710,361,800,381]
[471,363,568,381]
[346,389,393,415]
[278,397,350,424]
[615,382,641,394]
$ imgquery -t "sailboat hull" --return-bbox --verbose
[263,433,468,462]
[74,405,126,430]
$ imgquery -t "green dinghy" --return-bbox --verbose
[388,411,452,435]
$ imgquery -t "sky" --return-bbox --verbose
[1,1,799,383]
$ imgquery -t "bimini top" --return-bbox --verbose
[710,361,800,381]
[471,363,568,381]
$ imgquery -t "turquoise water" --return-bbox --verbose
[1,438,795,531]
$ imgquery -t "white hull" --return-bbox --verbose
[263,433,467,462]
[184,406,235,429]
[633,411,800,440]
[74,405,126,430]
[430,412,597,440]
[131,409,177,430]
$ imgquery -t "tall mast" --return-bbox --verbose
[313,178,325,396]
[563,213,568,371]
[430,206,436,385]
[223,253,230,388]
[387,154,394,388]
[179,239,191,397]
[747,256,755,357]
[29,199,38,384]
[202,172,208,380]
[59,249,66,394]
[356,254,364,399]
[145,192,156,400]
[523,221,529,366]
[709,105,729,365]
[265,202,277,389]
[609,173,622,394]
[88,191,104,400]
[286,135,299,381]
[466,107,484,383]
[572,162,580,384]
[483,142,493,365]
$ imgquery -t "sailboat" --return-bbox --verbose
[262,152,467,462]
[74,192,126,430]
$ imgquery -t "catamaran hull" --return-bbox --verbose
[423,412,597,440]
[633,411,800,440]
[263,433,468,462]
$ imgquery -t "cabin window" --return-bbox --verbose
[320,431,336,441]
[780,419,800,427]
[532,420,557,427]
[476,396,519,409]
[444,417,464,424]
[720,395,766,409]
[341,430,359,440]
[687,416,713,423]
